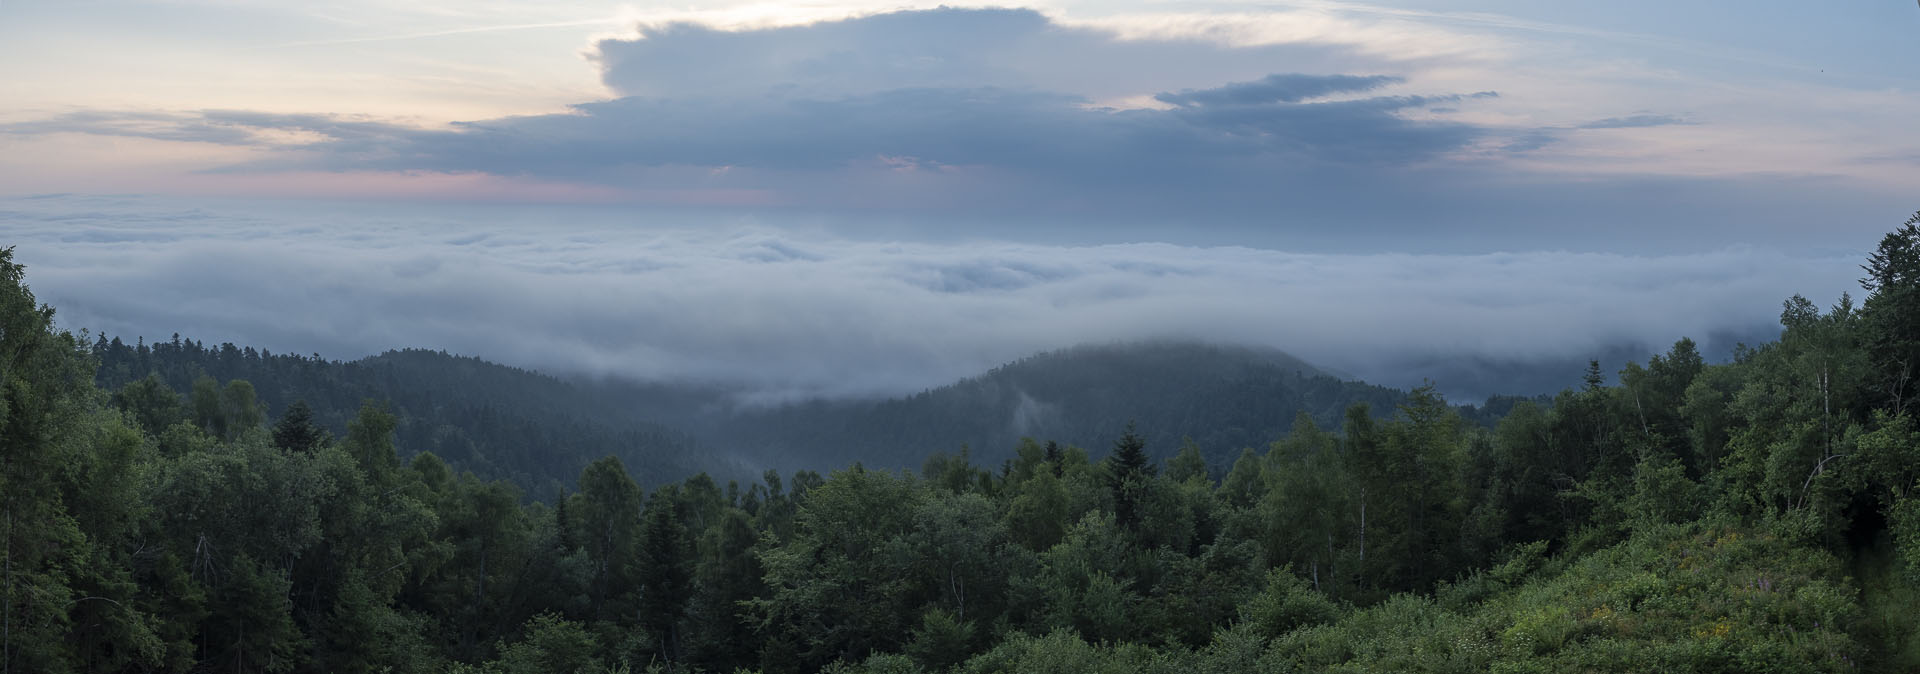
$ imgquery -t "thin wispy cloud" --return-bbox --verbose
[254,18,626,50]
[1577,114,1693,130]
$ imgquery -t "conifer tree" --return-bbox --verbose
[1106,422,1154,532]
[638,487,692,661]
[1861,211,1920,415]
[270,400,329,453]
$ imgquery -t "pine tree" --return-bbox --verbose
[638,488,692,662]
[1108,423,1153,478]
[1583,360,1605,392]
[1106,423,1154,532]
[270,400,329,453]
[1861,211,1920,415]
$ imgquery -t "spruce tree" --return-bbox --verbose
[1583,360,1605,392]
[1106,422,1154,531]
[638,488,692,662]
[271,400,329,453]
[1862,211,1920,415]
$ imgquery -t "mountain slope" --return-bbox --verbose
[694,341,1411,470]
[91,337,743,496]
[93,335,1506,487]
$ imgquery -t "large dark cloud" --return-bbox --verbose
[587,8,1375,101]
[591,8,1062,98]
[3,7,1903,251]
[0,8,1507,219]
[256,79,1481,173]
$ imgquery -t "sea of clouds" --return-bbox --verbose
[4,193,1863,402]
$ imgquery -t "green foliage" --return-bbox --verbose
[271,399,330,453]
[1891,496,1920,584]
[1240,568,1342,639]
[13,215,1920,671]
[1106,423,1156,533]
[488,613,605,674]
[574,455,644,625]
[905,606,975,671]
[1246,525,1862,674]
[1628,452,1700,529]
[638,485,693,662]
[702,341,1409,474]
[1166,439,1208,485]
[1860,211,1920,415]
[90,339,729,499]
[112,373,183,435]
[956,629,1184,674]
[751,467,929,671]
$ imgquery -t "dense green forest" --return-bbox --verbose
[5,213,1920,673]
[86,340,731,499]
[681,342,1491,471]
[86,331,1517,487]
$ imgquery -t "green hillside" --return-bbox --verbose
[702,341,1417,470]
[6,212,1920,674]
[89,339,738,497]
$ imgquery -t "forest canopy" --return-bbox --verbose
[3,211,1920,673]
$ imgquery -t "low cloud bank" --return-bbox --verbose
[5,195,1860,402]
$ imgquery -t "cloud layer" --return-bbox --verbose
[6,6,1908,253]
[4,194,1863,402]
[0,9,1508,218]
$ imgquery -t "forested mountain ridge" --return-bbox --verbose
[700,341,1441,470]
[91,331,1526,483]
[89,337,734,498]
[8,212,1920,674]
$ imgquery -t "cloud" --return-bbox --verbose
[1153,73,1402,107]
[1578,113,1692,129]
[1482,110,1693,156]
[4,79,1494,217]
[4,194,1865,403]
[4,6,1909,250]
[587,7,1443,102]
[591,8,1061,99]
[1,110,265,146]
[0,8,1512,217]
[0,109,422,150]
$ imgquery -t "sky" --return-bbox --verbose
[2,1,1916,401]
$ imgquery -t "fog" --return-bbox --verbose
[5,194,1860,402]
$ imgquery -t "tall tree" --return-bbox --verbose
[638,486,692,662]
[572,456,642,623]
[111,373,183,436]
[189,376,226,441]
[0,247,153,673]
[220,380,266,439]
[1105,423,1155,532]
[686,508,762,671]
[270,400,330,454]
[1861,211,1920,415]
[1166,439,1208,485]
